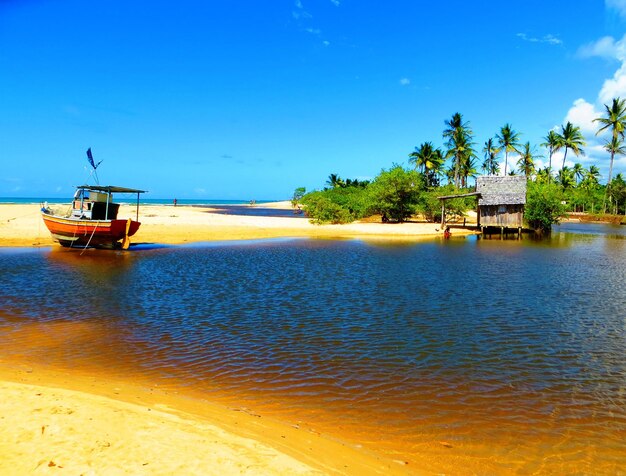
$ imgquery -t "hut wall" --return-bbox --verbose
[478,204,524,227]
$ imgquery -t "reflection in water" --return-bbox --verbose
[1,227,625,474]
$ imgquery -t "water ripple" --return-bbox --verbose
[1,231,625,473]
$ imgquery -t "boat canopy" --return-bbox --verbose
[75,185,147,194]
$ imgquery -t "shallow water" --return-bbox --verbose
[1,226,625,474]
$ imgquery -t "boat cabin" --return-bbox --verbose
[70,185,145,221]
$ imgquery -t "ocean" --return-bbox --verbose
[0,197,277,206]
[0,223,625,474]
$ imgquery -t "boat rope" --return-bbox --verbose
[80,221,100,255]
[5,210,41,222]
[69,220,78,248]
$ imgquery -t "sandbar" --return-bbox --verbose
[0,201,475,248]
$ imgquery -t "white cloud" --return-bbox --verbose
[543,34,563,45]
[399,78,410,86]
[330,0,341,5]
[576,34,626,105]
[606,0,626,18]
[565,98,600,135]
[577,36,625,60]
[572,33,626,127]
[599,61,626,103]
[292,0,312,20]
[516,33,563,45]
[558,29,626,180]
[577,33,626,66]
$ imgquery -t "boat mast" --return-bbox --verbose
[105,189,111,220]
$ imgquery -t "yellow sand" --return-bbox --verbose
[0,201,475,247]
[0,364,409,475]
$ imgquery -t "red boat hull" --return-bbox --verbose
[41,213,141,249]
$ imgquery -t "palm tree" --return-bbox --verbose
[536,167,551,184]
[572,163,586,184]
[603,136,626,183]
[428,148,445,187]
[587,165,601,184]
[409,142,444,186]
[496,124,521,176]
[606,173,626,214]
[326,173,345,189]
[443,112,474,188]
[517,142,539,178]
[557,166,576,189]
[593,97,626,185]
[482,138,500,175]
[557,122,586,172]
[460,156,478,188]
[540,130,562,181]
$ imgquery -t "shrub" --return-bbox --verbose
[368,165,424,222]
[524,181,567,232]
[301,191,355,224]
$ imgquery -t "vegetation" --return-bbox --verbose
[299,98,626,229]
[594,97,626,186]
[496,124,521,176]
[443,113,476,188]
[368,166,424,222]
[524,182,567,232]
[291,187,306,208]
[556,121,586,172]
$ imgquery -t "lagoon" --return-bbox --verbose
[1,223,625,474]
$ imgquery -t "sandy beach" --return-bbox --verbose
[0,201,475,248]
[0,362,408,476]
[0,201,446,475]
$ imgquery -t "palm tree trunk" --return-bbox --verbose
[548,151,552,183]
[603,150,616,213]
[503,152,508,175]
[562,148,568,171]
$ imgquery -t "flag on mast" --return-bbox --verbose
[86,148,102,170]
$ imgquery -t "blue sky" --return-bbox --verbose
[2,0,626,199]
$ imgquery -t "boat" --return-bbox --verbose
[41,185,146,249]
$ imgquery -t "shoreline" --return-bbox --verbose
[0,202,476,248]
[0,360,410,475]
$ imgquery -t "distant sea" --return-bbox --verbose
[0,197,278,206]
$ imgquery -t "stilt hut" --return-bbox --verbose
[476,176,526,233]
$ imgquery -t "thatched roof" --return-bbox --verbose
[476,176,526,206]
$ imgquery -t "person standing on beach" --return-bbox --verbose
[173,198,177,207]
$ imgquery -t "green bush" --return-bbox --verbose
[301,191,356,224]
[368,165,424,222]
[417,190,443,222]
[524,181,567,232]
[417,185,474,223]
